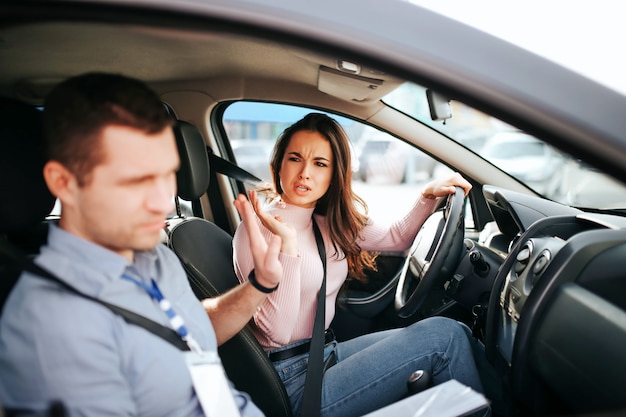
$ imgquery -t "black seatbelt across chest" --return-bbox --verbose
[300,217,327,417]
[0,241,189,351]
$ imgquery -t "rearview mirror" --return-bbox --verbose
[426,89,452,121]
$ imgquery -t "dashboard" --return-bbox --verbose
[481,186,626,415]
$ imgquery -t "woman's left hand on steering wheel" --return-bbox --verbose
[421,172,472,200]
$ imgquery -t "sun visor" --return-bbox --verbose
[317,66,384,102]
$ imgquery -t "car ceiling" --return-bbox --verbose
[0,22,401,113]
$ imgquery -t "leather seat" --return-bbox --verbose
[167,120,293,417]
[0,97,56,312]
[0,97,55,237]
[0,97,61,416]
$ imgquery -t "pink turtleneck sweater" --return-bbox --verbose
[232,195,439,350]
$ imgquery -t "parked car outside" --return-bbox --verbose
[357,131,437,185]
[231,139,274,182]
[480,131,565,196]
[554,159,626,208]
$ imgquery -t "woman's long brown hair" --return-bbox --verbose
[269,113,377,281]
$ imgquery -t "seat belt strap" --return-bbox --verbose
[199,147,264,230]
[207,147,264,186]
[300,217,327,417]
[0,241,189,351]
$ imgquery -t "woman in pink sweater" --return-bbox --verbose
[232,113,487,417]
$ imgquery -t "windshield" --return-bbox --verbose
[383,82,626,210]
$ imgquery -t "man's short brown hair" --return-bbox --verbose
[43,72,175,185]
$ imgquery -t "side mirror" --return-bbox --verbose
[426,89,452,121]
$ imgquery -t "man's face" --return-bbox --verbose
[60,125,179,260]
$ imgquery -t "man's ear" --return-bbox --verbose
[43,160,77,206]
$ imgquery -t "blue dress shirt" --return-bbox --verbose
[0,224,263,417]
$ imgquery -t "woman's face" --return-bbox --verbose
[278,130,333,208]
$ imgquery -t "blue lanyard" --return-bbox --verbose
[121,274,202,353]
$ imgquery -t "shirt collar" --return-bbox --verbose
[44,223,158,283]
[267,200,316,230]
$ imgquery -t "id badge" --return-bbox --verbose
[185,351,242,417]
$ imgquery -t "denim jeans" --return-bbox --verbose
[270,316,489,417]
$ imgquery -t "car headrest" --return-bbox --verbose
[0,97,55,234]
[173,121,211,201]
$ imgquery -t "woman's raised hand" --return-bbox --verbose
[248,190,298,257]
[421,172,472,199]
[233,192,283,290]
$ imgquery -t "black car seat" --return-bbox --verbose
[166,120,293,417]
[0,97,56,312]
[0,97,63,416]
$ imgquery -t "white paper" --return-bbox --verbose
[185,351,242,417]
[362,379,489,417]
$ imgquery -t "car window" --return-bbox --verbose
[221,101,462,226]
[384,82,626,209]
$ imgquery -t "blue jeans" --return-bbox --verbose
[270,316,488,417]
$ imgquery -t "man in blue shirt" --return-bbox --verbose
[0,73,283,416]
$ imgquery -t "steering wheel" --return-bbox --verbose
[395,186,466,318]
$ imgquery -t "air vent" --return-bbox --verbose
[526,249,551,292]
[514,241,533,275]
